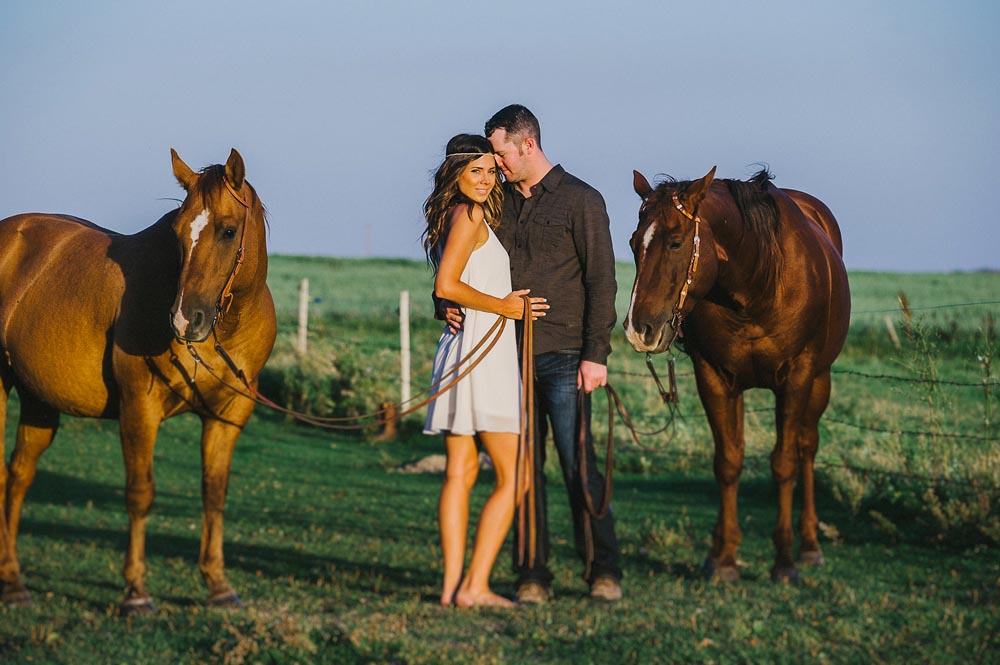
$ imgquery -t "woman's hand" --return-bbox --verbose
[501,289,549,320]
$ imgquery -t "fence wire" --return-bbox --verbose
[598,300,999,494]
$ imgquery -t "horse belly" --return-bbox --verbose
[0,221,121,417]
[4,323,114,417]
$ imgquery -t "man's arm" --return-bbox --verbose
[574,187,618,367]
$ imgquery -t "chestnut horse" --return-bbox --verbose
[625,167,850,583]
[0,149,276,612]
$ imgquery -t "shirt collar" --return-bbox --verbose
[531,164,566,195]
[510,164,566,199]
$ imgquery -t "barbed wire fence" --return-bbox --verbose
[293,295,999,499]
[596,298,1000,498]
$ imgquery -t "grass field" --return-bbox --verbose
[2,259,998,663]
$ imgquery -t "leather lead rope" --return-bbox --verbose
[516,294,537,568]
[197,313,509,430]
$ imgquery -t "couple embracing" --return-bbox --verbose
[421,105,622,607]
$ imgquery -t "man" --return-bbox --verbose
[475,104,622,602]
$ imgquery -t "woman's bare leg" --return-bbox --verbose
[439,433,479,605]
[455,431,519,608]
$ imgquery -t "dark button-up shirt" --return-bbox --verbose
[494,165,617,364]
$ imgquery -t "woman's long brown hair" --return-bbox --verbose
[422,134,504,269]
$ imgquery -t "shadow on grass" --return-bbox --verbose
[18,517,438,602]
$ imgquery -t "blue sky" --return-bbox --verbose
[1,1,997,272]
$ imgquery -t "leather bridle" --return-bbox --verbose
[216,178,250,321]
[662,192,702,350]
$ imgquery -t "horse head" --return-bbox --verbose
[168,148,263,342]
[624,167,722,353]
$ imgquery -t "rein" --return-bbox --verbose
[575,379,655,579]
[186,313,510,430]
[516,296,537,567]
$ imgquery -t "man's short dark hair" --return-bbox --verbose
[485,104,541,147]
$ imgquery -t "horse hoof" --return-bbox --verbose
[2,585,34,607]
[207,590,243,609]
[119,596,156,617]
[770,565,800,585]
[798,550,825,567]
[702,558,740,583]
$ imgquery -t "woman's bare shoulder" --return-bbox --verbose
[445,202,485,227]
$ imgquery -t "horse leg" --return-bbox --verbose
[198,414,248,608]
[696,366,745,582]
[797,371,831,567]
[770,381,812,583]
[2,391,59,606]
[118,407,160,615]
[0,369,13,602]
[0,370,25,606]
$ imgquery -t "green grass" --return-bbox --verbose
[2,260,999,663]
[2,410,997,663]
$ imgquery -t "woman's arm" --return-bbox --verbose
[434,204,544,320]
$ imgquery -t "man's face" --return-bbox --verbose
[487,128,528,184]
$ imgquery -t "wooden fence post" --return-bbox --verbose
[376,291,411,440]
[297,278,309,354]
[400,290,411,405]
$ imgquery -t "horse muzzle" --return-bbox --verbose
[624,320,673,354]
[170,305,215,343]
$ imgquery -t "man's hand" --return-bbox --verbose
[433,293,465,334]
[577,360,608,394]
[444,306,464,334]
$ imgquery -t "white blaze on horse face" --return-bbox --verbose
[188,209,211,250]
[172,294,190,333]
[171,208,210,334]
[625,221,659,347]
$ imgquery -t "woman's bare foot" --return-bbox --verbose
[440,588,457,607]
[454,588,516,608]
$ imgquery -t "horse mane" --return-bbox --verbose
[722,169,781,291]
[652,168,781,291]
[196,164,270,231]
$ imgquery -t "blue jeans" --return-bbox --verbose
[513,350,622,585]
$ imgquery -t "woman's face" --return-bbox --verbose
[457,154,497,204]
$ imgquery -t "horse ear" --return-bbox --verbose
[171,149,197,191]
[633,170,653,198]
[683,165,717,205]
[225,148,246,189]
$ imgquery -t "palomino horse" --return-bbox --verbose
[625,167,850,583]
[0,149,276,612]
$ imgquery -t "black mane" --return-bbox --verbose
[651,168,781,289]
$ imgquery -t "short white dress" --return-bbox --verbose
[423,224,521,436]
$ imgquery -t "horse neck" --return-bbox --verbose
[700,187,772,309]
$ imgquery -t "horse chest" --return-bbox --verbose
[688,317,790,390]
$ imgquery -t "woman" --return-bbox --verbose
[422,134,547,607]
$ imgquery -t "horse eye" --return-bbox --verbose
[223,227,237,240]
[669,240,683,251]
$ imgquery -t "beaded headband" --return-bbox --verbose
[445,152,494,158]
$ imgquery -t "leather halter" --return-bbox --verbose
[216,178,250,321]
[664,192,702,346]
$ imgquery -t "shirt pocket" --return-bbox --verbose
[531,216,572,253]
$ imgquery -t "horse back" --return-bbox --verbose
[781,189,844,257]
[769,188,851,367]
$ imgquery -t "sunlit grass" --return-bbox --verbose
[2,261,998,662]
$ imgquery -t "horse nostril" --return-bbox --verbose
[640,324,655,344]
[191,310,205,330]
